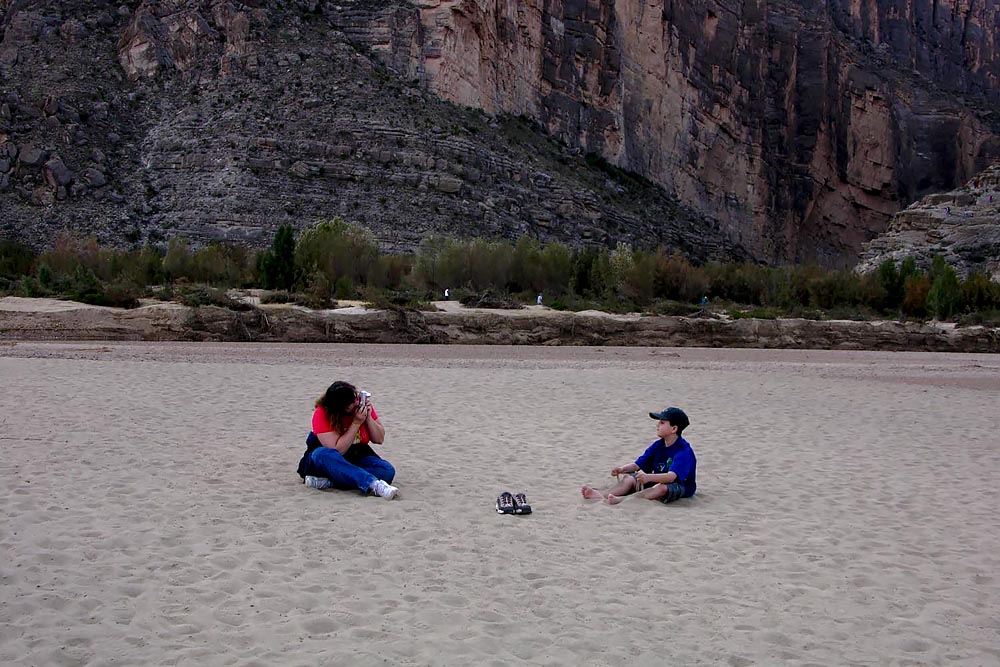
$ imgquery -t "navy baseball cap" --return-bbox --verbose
[649,407,690,430]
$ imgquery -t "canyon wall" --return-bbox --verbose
[2,0,998,265]
[332,0,1000,263]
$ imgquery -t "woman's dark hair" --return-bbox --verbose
[315,381,357,428]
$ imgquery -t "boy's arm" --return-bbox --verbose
[637,471,677,485]
[611,462,639,476]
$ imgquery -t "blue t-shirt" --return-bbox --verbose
[635,436,697,497]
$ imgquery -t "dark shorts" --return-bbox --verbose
[658,482,687,504]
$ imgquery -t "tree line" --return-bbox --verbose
[1,219,998,324]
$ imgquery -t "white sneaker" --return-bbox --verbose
[304,476,332,490]
[369,479,398,499]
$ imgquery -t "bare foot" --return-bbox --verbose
[581,486,604,500]
[606,494,624,505]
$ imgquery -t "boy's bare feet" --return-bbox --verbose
[606,494,624,505]
[581,486,604,500]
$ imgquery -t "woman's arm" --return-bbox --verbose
[365,403,385,444]
[315,415,365,454]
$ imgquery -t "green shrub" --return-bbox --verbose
[364,288,436,311]
[648,299,702,316]
[927,256,961,320]
[727,307,779,320]
[956,310,1000,327]
[876,259,904,309]
[295,219,379,290]
[259,224,297,290]
[175,285,245,309]
[651,249,708,302]
[960,272,999,313]
[260,290,293,304]
[0,239,35,279]
[304,270,333,309]
[901,274,931,318]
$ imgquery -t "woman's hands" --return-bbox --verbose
[352,400,371,423]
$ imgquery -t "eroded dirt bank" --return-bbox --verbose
[1,298,997,353]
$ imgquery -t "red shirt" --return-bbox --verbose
[312,406,379,444]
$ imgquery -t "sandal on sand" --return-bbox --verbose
[496,491,516,514]
[512,493,532,515]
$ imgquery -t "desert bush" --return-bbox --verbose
[623,250,656,304]
[259,224,297,290]
[163,238,195,281]
[369,254,412,290]
[647,299,702,316]
[956,309,1000,327]
[260,290,293,304]
[651,249,708,303]
[302,270,334,309]
[189,243,256,286]
[876,258,904,309]
[0,239,35,279]
[364,288,436,311]
[459,289,524,309]
[509,236,543,293]
[296,218,380,289]
[468,238,514,291]
[901,274,931,318]
[960,272,1000,312]
[705,262,770,305]
[927,256,961,320]
[175,285,243,309]
[727,306,779,320]
[569,247,600,297]
[537,242,573,296]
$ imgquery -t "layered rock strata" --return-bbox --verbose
[857,164,1000,277]
[330,0,1000,264]
[0,0,743,261]
[1,298,997,353]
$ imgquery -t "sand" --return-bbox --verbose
[1,342,998,666]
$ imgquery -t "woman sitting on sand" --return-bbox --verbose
[295,381,398,499]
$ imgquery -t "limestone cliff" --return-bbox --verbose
[331,0,1000,264]
[0,0,744,261]
[2,0,998,266]
[856,164,1000,278]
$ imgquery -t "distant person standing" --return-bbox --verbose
[537,293,543,305]
[445,288,450,299]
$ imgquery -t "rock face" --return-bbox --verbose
[856,164,1000,278]
[331,0,1000,264]
[0,0,745,262]
[1,1,998,265]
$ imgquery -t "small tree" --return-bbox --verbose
[260,225,297,290]
[927,256,961,320]
[875,258,903,310]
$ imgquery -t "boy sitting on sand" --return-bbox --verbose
[581,407,696,505]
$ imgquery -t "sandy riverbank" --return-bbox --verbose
[1,343,998,665]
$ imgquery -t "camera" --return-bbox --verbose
[358,390,372,405]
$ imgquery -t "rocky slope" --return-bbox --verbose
[0,0,744,261]
[856,164,1000,277]
[2,1,999,266]
[1,297,997,352]
[332,0,1000,264]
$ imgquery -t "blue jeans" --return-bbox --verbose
[308,447,395,493]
